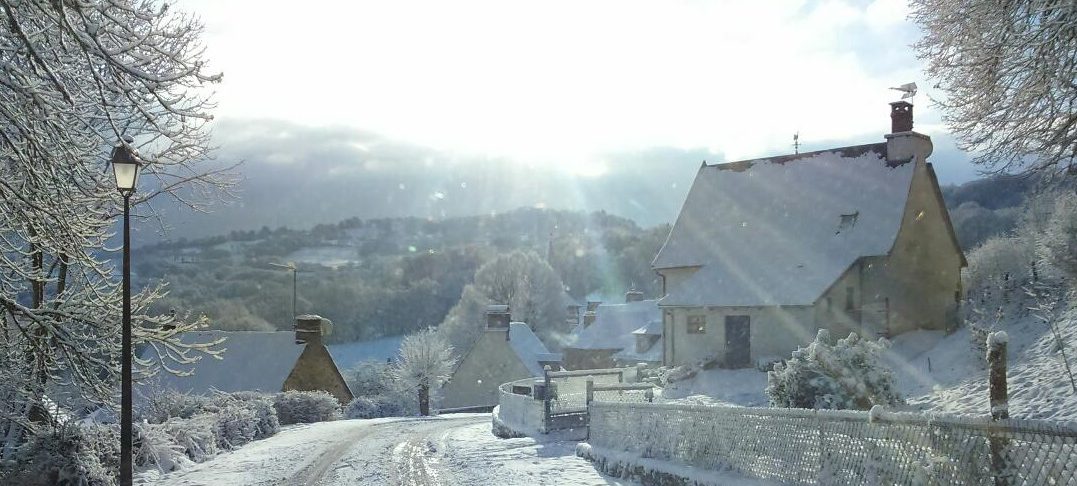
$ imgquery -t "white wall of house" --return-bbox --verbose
[662,305,814,366]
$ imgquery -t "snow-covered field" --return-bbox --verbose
[141,414,630,485]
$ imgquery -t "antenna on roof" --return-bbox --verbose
[889,82,917,104]
[793,132,800,154]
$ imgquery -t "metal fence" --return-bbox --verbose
[545,368,626,414]
[588,401,1077,485]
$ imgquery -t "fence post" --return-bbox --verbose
[543,365,552,434]
[987,331,1009,486]
[585,379,594,440]
[645,388,654,403]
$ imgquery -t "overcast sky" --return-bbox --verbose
[175,0,979,187]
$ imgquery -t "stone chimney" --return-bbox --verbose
[294,314,328,346]
[582,310,597,328]
[885,101,933,165]
[485,304,511,330]
[625,290,644,303]
[890,101,913,133]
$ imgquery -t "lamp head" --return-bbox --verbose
[110,138,142,195]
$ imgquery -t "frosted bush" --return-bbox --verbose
[139,388,212,424]
[767,330,903,410]
[134,423,188,473]
[211,392,279,440]
[160,414,220,463]
[1038,191,1077,283]
[347,360,394,397]
[8,422,120,486]
[345,395,405,419]
[273,390,341,425]
[214,403,260,449]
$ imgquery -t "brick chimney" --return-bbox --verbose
[890,101,913,133]
[485,304,511,330]
[294,314,327,346]
[625,290,644,303]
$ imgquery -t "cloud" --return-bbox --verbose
[177,0,956,169]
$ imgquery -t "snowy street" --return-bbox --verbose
[144,413,627,486]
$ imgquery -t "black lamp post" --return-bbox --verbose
[110,139,141,486]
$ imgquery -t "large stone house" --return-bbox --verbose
[440,306,561,409]
[139,315,354,404]
[653,102,966,367]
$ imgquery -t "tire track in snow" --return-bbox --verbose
[285,422,381,486]
[388,416,487,486]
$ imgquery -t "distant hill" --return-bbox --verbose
[940,174,1039,250]
[136,208,670,344]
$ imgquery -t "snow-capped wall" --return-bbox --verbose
[493,379,545,437]
[586,401,1077,484]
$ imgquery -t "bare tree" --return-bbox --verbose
[438,250,567,353]
[394,328,455,416]
[0,0,233,455]
[911,0,1077,176]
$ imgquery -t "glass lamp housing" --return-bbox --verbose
[110,144,142,194]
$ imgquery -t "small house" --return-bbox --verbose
[139,315,354,404]
[440,306,561,409]
[563,293,662,370]
[653,102,966,367]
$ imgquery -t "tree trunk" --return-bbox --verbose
[419,384,430,416]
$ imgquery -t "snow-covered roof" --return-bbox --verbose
[654,143,914,307]
[327,334,405,371]
[613,336,663,363]
[508,322,561,376]
[633,319,663,336]
[138,331,302,396]
[570,299,661,351]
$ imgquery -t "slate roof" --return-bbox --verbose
[508,322,561,376]
[654,143,915,307]
[138,331,302,396]
[569,299,661,352]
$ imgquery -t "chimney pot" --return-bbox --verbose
[890,101,913,133]
[295,314,325,345]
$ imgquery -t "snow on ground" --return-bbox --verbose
[889,308,1077,423]
[141,414,631,486]
[659,368,769,407]
[137,417,401,485]
[435,420,630,485]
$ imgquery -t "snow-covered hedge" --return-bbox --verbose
[157,414,219,463]
[344,395,405,420]
[273,390,341,425]
[766,329,903,410]
[134,422,189,474]
[5,422,120,486]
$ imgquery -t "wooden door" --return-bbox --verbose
[724,315,751,368]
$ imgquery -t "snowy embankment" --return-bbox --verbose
[888,308,1077,422]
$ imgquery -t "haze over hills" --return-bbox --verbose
[138,119,979,245]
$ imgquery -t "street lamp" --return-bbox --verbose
[269,262,298,318]
[110,138,141,486]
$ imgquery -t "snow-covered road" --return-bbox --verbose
[144,413,628,486]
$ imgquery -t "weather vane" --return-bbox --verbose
[889,82,917,104]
